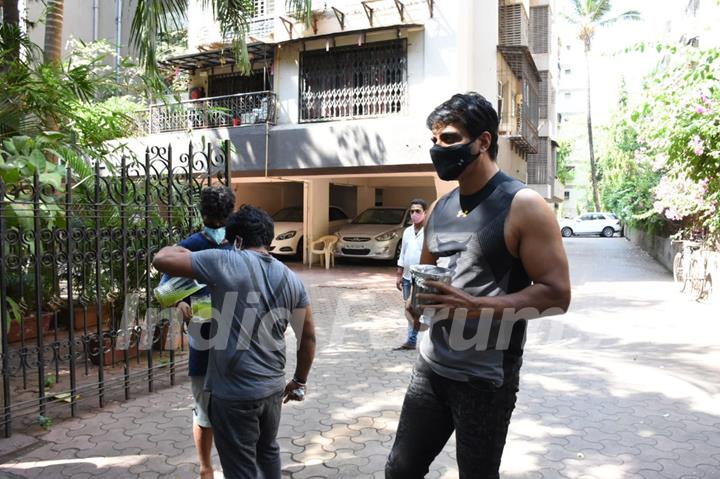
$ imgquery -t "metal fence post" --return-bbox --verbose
[33,172,46,416]
[65,166,78,417]
[144,148,154,393]
[0,178,12,437]
[94,161,105,408]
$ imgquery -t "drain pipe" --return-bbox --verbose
[92,0,99,41]
[264,112,270,177]
[115,0,123,81]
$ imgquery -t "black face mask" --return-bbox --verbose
[429,139,480,181]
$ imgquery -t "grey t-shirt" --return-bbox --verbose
[191,249,310,401]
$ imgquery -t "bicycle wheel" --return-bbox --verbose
[673,252,685,289]
[689,257,705,301]
[704,273,714,303]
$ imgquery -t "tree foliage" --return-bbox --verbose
[600,43,720,242]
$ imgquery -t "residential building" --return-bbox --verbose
[556,15,588,218]
[120,0,558,262]
[25,0,139,58]
[527,0,563,211]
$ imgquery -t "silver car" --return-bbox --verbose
[334,207,410,261]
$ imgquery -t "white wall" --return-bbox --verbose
[26,0,137,58]
[497,138,528,182]
[382,187,437,208]
[275,0,498,126]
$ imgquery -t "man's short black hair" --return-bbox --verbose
[426,92,499,159]
[226,204,274,248]
[409,198,428,211]
[199,186,236,222]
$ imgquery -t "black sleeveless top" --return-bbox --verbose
[420,171,531,386]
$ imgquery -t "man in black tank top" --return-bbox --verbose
[385,93,571,478]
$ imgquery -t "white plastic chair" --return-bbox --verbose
[309,235,339,270]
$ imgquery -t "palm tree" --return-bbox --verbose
[564,0,640,211]
[0,0,21,29]
[43,0,64,64]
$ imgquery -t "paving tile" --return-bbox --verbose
[1,242,719,478]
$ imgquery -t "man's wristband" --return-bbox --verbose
[292,377,306,386]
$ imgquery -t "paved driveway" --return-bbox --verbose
[1,238,718,478]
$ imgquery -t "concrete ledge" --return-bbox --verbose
[625,226,676,273]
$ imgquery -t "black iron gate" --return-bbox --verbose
[0,141,231,437]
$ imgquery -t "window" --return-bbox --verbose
[352,208,405,225]
[594,214,606,220]
[580,214,592,221]
[564,92,571,99]
[329,207,348,221]
[208,71,268,97]
[300,40,407,122]
[564,69,571,76]
[564,191,570,200]
[374,189,384,207]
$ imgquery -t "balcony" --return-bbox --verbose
[136,91,277,135]
[501,109,538,154]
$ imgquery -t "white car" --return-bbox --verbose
[559,212,622,238]
[334,207,410,261]
[270,206,350,258]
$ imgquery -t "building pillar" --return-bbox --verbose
[433,177,457,204]
[303,178,330,266]
[356,185,375,213]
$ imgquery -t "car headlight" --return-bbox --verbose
[275,231,297,241]
[375,231,397,242]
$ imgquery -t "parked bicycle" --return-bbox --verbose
[672,240,716,302]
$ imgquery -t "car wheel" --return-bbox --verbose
[294,237,304,261]
[394,241,402,261]
[561,227,573,238]
[602,227,614,238]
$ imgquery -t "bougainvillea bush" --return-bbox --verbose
[602,44,720,242]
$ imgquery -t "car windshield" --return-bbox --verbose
[352,209,406,225]
[272,208,303,222]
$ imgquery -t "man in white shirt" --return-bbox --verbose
[394,199,428,350]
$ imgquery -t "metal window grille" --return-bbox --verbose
[299,40,408,122]
[530,5,550,54]
[499,45,540,153]
[499,2,529,47]
[528,137,550,184]
[538,71,549,119]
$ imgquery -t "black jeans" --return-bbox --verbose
[385,358,519,479]
[209,392,283,479]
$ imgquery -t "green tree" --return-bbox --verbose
[564,0,640,211]
[555,140,575,185]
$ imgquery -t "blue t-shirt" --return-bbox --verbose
[191,249,310,401]
[160,231,227,376]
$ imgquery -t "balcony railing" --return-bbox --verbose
[136,91,277,135]
[501,111,538,154]
[223,16,275,40]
